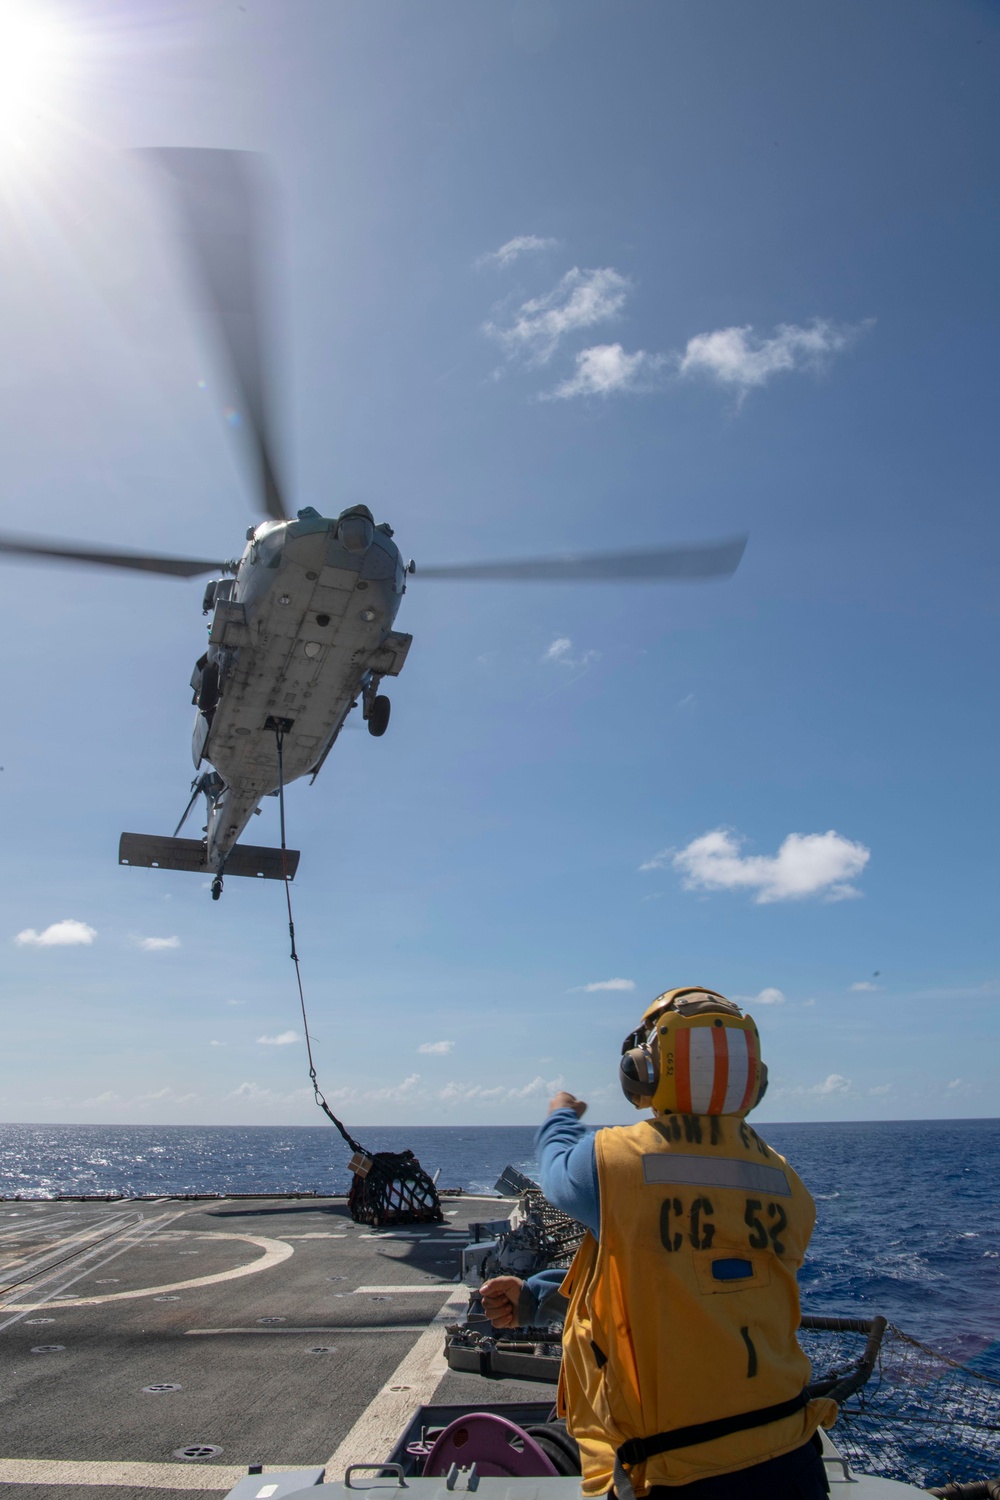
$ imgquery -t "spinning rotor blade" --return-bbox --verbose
[415,535,748,583]
[140,147,288,523]
[0,533,231,579]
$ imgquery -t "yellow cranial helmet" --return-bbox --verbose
[619,987,767,1117]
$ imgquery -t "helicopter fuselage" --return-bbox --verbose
[191,504,411,872]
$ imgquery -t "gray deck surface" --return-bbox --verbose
[0,1196,554,1498]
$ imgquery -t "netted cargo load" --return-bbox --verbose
[347,1148,443,1227]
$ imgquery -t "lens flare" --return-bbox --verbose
[0,2,77,148]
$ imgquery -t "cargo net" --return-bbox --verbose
[346,1149,443,1228]
[800,1314,1000,1494]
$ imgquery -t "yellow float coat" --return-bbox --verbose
[557,1114,836,1493]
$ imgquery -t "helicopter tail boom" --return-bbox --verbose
[118,833,299,881]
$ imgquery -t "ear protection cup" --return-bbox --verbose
[618,1039,658,1109]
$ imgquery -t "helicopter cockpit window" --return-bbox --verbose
[256,531,285,569]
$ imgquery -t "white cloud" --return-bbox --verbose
[138,935,180,952]
[82,1085,198,1107]
[869,1084,893,1096]
[477,235,558,269]
[363,1072,421,1103]
[737,987,786,1006]
[485,267,629,365]
[676,319,868,396]
[779,1072,853,1099]
[227,1080,313,1108]
[849,980,882,992]
[814,1073,851,1095]
[256,1030,300,1046]
[14,918,97,947]
[209,1040,224,1047]
[654,827,870,904]
[542,637,599,672]
[437,1074,564,1106]
[947,1078,964,1090]
[576,978,636,993]
[548,343,662,399]
[507,1075,558,1100]
[418,1040,455,1055]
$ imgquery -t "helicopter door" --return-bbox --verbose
[192,711,211,769]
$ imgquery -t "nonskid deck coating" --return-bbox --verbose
[0,1195,549,1498]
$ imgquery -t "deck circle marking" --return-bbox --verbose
[30,1345,65,1353]
[155,1295,181,1301]
[4,1233,293,1309]
[143,1383,182,1394]
[306,1345,337,1353]
[257,1316,286,1323]
[25,1318,55,1324]
[173,1445,224,1461]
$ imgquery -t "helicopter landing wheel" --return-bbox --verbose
[368,695,391,738]
[211,876,224,901]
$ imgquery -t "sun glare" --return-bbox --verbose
[0,2,76,145]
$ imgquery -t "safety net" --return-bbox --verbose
[799,1314,1000,1493]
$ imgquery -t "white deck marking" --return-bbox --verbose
[0,1458,314,1490]
[362,1237,466,1244]
[352,1283,453,1294]
[325,1287,468,1477]
[279,1232,347,1238]
[185,1324,428,1335]
[4,1234,293,1309]
[0,1212,188,1332]
[0,1214,142,1291]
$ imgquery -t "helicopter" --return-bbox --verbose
[0,150,747,899]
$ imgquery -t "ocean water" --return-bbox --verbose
[1,1118,998,1371]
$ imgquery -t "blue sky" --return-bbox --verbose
[1,0,997,1130]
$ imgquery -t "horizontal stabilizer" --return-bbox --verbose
[119,833,300,881]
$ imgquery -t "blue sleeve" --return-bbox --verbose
[518,1266,569,1326]
[535,1109,600,1237]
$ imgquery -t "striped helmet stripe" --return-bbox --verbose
[708,1023,729,1114]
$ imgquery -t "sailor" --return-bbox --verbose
[482,988,835,1499]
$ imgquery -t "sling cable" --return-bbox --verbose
[272,722,442,1227]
